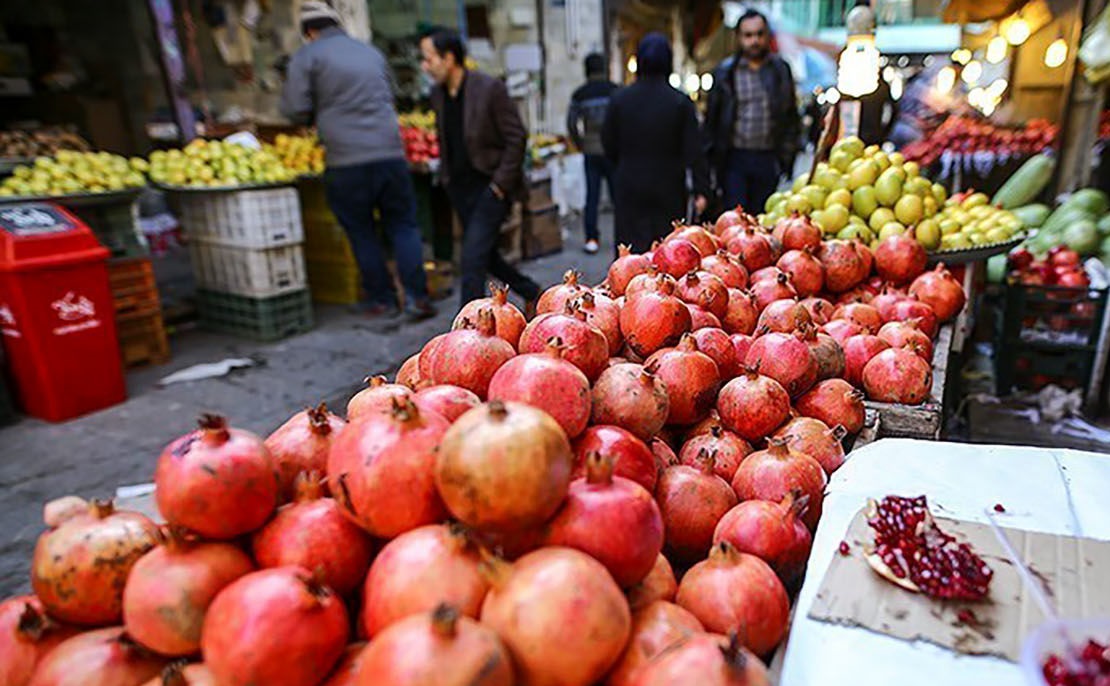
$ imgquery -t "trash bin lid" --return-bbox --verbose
[0,203,108,272]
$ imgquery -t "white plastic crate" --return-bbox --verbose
[177,188,304,249]
[188,240,307,297]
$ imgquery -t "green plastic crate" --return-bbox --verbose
[195,289,314,341]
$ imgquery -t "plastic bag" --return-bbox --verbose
[1079,4,1110,84]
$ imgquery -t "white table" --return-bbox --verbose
[779,438,1110,686]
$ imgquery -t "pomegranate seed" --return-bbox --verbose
[1043,639,1110,686]
[838,541,850,556]
[993,503,1005,513]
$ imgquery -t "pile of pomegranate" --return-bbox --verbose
[1,210,969,686]
[1043,639,1110,686]
[902,116,1058,168]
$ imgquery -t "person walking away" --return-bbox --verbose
[566,53,618,255]
[601,33,709,255]
[280,2,434,320]
[703,9,800,214]
[419,28,541,311]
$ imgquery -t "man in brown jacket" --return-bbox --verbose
[420,28,541,308]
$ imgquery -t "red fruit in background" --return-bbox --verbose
[428,308,516,397]
[328,398,449,538]
[546,452,665,588]
[701,250,749,289]
[773,416,847,475]
[573,425,658,493]
[756,298,812,334]
[722,289,758,334]
[750,273,797,311]
[347,375,413,420]
[863,347,933,404]
[856,240,875,276]
[124,528,254,656]
[32,500,158,626]
[455,283,528,348]
[800,296,835,325]
[731,439,827,531]
[1008,247,1034,271]
[488,337,591,438]
[653,238,701,277]
[620,279,693,358]
[717,368,791,441]
[908,263,967,322]
[357,604,513,686]
[0,596,78,686]
[842,333,891,388]
[266,402,346,502]
[1056,268,1089,289]
[590,364,670,441]
[606,601,704,686]
[155,415,276,541]
[795,379,866,435]
[655,451,738,563]
[744,331,818,397]
[713,492,812,586]
[609,244,653,296]
[776,248,824,296]
[878,320,933,360]
[821,318,864,347]
[202,567,349,686]
[668,223,720,257]
[645,334,721,426]
[675,542,790,656]
[772,212,822,251]
[578,290,624,355]
[687,303,723,330]
[480,548,631,686]
[321,643,365,686]
[29,627,167,686]
[692,327,742,381]
[887,297,939,338]
[874,230,928,286]
[520,302,608,382]
[626,554,679,610]
[832,303,883,332]
[362,524,488,637]
[1050,247,1081,267]
[727,228,775,272]
[871,287,909,321]
[799,324,845,381]
[437,401,572,533]
[679,428,753,482]
[413,384,481,423]
[537,269,590,315]
[819,240,868,293]
[628,631,769,686]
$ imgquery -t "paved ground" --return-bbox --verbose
[0,212,613,597]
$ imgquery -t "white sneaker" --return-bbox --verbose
[584,239,599,254]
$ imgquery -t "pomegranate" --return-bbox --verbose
[799,324,845,381]
[123,528,254,656]
[667,223,719,257]
[874,229,927,285]
[590,363,669,441]
[142,662,216,685]
[519,301,609,381]
[653,238,701,277]
[0,596,78,686]
[776,248,824,296]
[625,268,666,300]
[717,368,791,441]
[537,269,589,315]
[480,548,631,686]
[606,601,704,686]
[577,290,623,355]
[628,632,769,686]
[730,333,754,361]
[713,492,812,586]
[800,296,835,325]
[609,245,653,296]
[888,297,939,338]
[721,289,758,335]
[546,452,664,587]
[28,628,167,686]
[818,240,868,293]
[425,308,515,398]
[362,523,488,637]
[687,304,723,330]
[748,266,784,283]
[676,271,729,320]
[714,207,746,235]
[692,327,741,380]
[832,302,883,332]
[620,279,692,358]
[454,283,527,347]
[731,439,827,530]
[909,263,966,322]
[701,250,748,289]
[626,554,678,610]
[871,287,908,321]
[862,347,933,404]
[42,496,88,529]
[795,379,867,435]
[155,415,276,540]
[572,425,658,493]
[727,228,775,272]
[842,332,891,387]
[412,384,481,423]
[347,375,413,420]
[328,397,450,538]
[744,330,817,397]
[773,416,847,475]
[266,403,346,502]
[749,273,797,311]
[202,567,349,686]
[488,336,591,438]
[645,334,721,426]
[251,472,374,595]
[650,438,677,472]
[396,353,424,389]
[755,298,812,334]
[878,320,933,360]
[32,500,157,626]
[682,409,724,441]
[678,428,752,481]
[821,318,864,347]
[417,332,449,380]
[437,400,572,532]
[773,212,822,251]
[321,643,365,686]
[655,451,738,562]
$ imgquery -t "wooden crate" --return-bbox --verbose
[521,203,562,259]
[862,324,952,440]
[116,308,170,368]
[107,257,160,317]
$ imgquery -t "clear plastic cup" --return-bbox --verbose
[1020,617,1110,685]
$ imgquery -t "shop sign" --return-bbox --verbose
[50,292,100,336]
[0,205,74,237]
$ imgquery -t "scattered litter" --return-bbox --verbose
[1014,385,1084,423]
[115,483,156,499]
[158,358,255,386]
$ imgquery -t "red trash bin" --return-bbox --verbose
[0,202,126,421]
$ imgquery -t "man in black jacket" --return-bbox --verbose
[566,53,618,254]
[703,10,800,214]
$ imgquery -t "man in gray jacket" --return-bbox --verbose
[281,1,434,319]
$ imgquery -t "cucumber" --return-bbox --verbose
[993,154,1056,209]
[1010,203,1051,228]
[1040,205,1094,236]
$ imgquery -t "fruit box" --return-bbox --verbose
[1000,280,1108,348]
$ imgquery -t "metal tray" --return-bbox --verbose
[152,180,295,194]
[927,235,1024,265]
[0,187,144,208]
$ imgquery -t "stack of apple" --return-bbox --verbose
[398,110,439,166]
[900,117,1058,168]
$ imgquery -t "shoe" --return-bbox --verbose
[584,239,600,254]
[404,299,437,321]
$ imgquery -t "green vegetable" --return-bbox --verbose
[1062,188,1110,215]
[1010,203,1051,228]
[993,154,1056,208]
[987,254,1008,284]
[1064,219,1100,255]
[1098,214,1110,236]
[1041,205,1094,236]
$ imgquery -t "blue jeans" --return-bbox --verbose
[584,154,613,242]
[324,159,428,307]
[723,149,780,215]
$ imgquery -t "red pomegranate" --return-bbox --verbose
[731,439,827,530]
[687,304,723,331]
[874,229,927,286]
[909,263,966,322]
[141,662,216,686]
[124,528,254,656]
[692,327,742,380]
[650,438,678,472]
[266,402,346,502]
[578,290,624,355]
[347,375,413,420]
[800,296,835,325]
[251,472,375,595]
[701,250,749,289]
[0,596,78,686]
[455,283,528,348]
[730,333,754,361]
[546,452,664,587]
[679,428,752,482]
[321,643,365,686]
[645,334,721,426]
[717,368,791,441]
[862,347,933,404]
[488,336,591,438]
[878,320,933,360]
[653,238,702,277]
[32,500,157,626]
[714,207,746,235]
[773,212,822,251]
[628,632,769,686]
[202,567,349,686]
[362,524,488,637]
[327,398,450,538]
[722,289,758,335]
[832,303,883,333]
[590,363,669,441]
[655,452,739,562]
[425,308,515,398]
[842,333,891,387]
[750,273,797,312]
[888,297,939,338]
[620,279,692,358]
[42,496,88,529]
[480,548,631,686]
[437,400,572,532]
[871,287,908,321]
[749,266,784,283]
[799,324,845,381]
[821,318,864,347]
[606,601,704,686]
[413,384,481,423]
[155,415,276,540]
[713,492,812,586]
[727,228,775,272]
[668,223,719,257]
[776,248,824,296]
[755,298,812,334]
[676,271,729,320]
[519,301,609,382]
[609,245,653,296]
[572,426,658,493]
[744,331,817,397]
[773,417,847,475]
[795,379,867,435]
[396,353,424,389]
[28,628,167,686]
[626,554,679,610]
[819,240,868,293]
[625,268,667,300]
[537,269,589,315]
[837,284,876,305]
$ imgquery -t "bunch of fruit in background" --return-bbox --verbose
[399,110,439,166]
[147,139,298,189]
[901,117,1058,168]
[0,152,147,198]
[0,127,91,159]
[266,133,325,176]
[990,187,1110,278]
[761,136,1023,251]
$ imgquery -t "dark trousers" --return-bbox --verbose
[449,184,541,306]
[583,154,613,242]
[324,158,428,307]
[722,148,780,215]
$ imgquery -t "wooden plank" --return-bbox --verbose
[862,323,952,440]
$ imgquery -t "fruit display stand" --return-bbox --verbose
[0,188,148,260]
[861,323,953,440]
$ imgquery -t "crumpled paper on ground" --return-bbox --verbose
[158,358,255,386]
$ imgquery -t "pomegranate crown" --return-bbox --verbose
[307,402,333,435]
[16,602,53,642]
[293,470,326,501]
[694,447,718,473]
[561,269,581,286]
[584,451,615,485]
[431,602,461,637]
[196,413,231,442]
[487,281,510,303]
